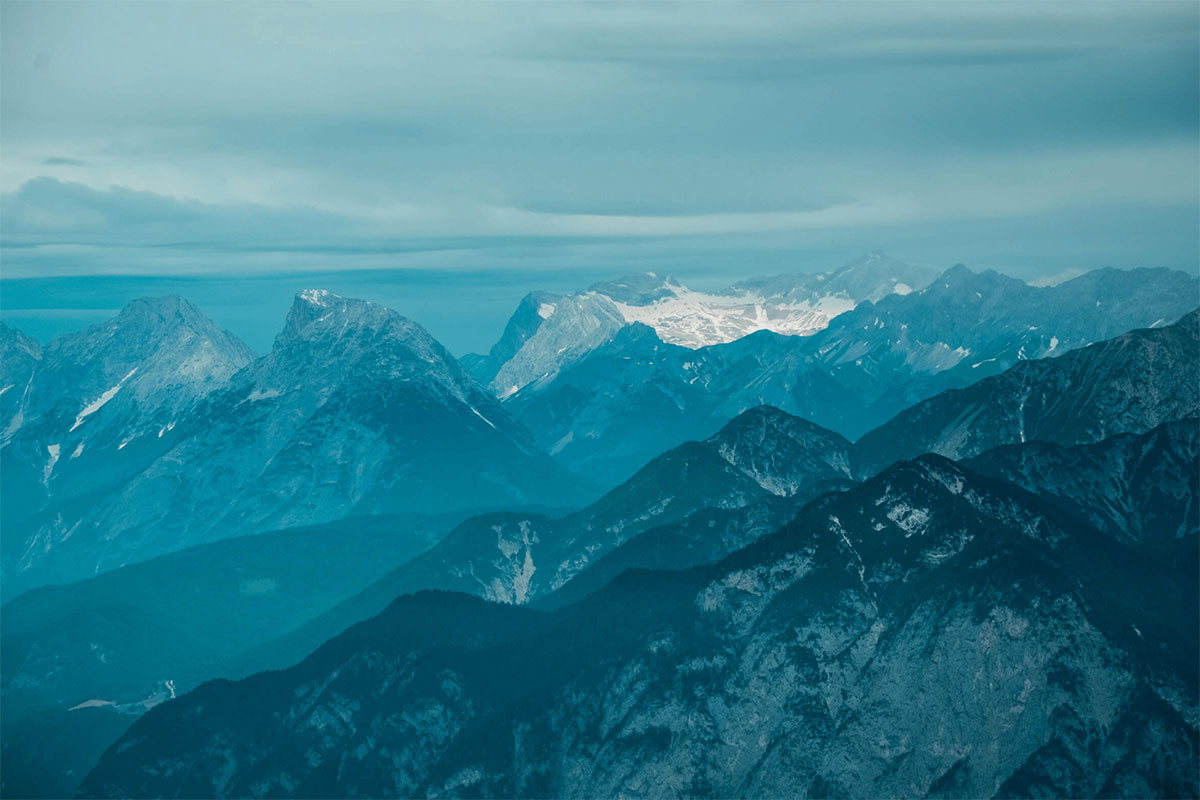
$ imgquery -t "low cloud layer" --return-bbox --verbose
[2,2,1197,285]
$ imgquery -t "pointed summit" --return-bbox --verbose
[589,273,684,305]
[706,405,853,496]
[1,297,258,597]
[35,295,253,414]
[1,322,42,377]
[929,263,1026,295]
[114,295,216,334]
[939,262,975,282]
[818,252,938,301]
[834,250,901,273]
[276,289,400,347]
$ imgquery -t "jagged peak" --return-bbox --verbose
[271,290,463,382]
[513,291,569,323]
[707,406,853,467]
[0,321,43,359]
[114,295,215,334]
[939,263,975,281]
[714,405,802,435]
[296,288,336,308]
[278,290,403,345]
[865,453,971,497]
[835,250,904,272]
[589,272,685,305]
[712,404,838,437]
[45,296,253,368]
[925,264,1024,294]
[604,321,668,349]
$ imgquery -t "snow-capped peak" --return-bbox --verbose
[297,288,334,307]
[278,290,397,346]
[577,253,938,349]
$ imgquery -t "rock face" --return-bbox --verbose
[965,419,1199,544]
[0,323,43,435]
[80,457,1199,799]
[546,417,1200,612]
[810,265,1200,389]
[502,270,1200,487]
[0,298,256,596]
[1,291,593,597]
[853,310,1200,475]
[471,291,627,399]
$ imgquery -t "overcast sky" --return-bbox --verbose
[2,1,1197,352]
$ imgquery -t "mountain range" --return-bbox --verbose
[1,291,591,599]
[461,252,939,393]
[488,264,1199,485]
[80,454,1199,798]
[394,313,1198,625]
[4,262,1192,597]
[854,309,1200,474]
[1,260,1196,799]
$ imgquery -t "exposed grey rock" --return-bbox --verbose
[854,310,1200,475]
[0,298,255,597]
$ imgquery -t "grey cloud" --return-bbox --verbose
[0,1,1195,287]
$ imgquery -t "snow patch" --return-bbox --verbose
[69,368,138,432]
[550,430,574,455]
[611,284,854,348]
[469,406,497,429]
[69,699,115,711]
[887,503,931,536]
[44,444,60,483]
[536,302,557,319]
[245,387,282,403]
[299,289,333,306]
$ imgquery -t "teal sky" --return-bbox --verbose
[1,1,1197,354]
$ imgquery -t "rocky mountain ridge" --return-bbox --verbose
[80,456,1199,798]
